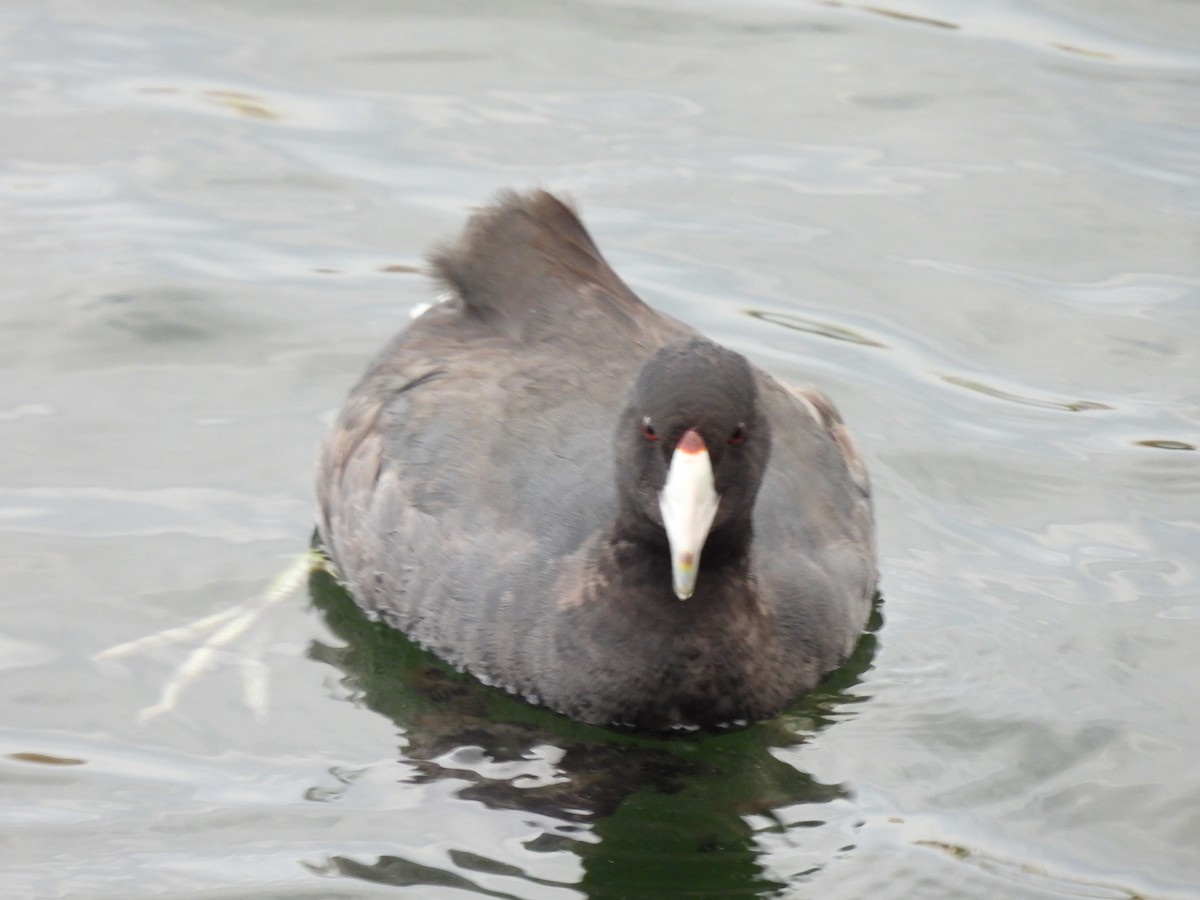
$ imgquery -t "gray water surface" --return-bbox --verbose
[2,1,1198,897]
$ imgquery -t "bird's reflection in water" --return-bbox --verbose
[306,564,880,897]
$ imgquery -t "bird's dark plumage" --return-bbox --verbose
[316,190,876,730]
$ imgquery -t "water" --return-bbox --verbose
[2,1,1198,896]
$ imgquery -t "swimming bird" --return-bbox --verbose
[316,190,876,730]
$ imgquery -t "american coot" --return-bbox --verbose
[316,191,876,730]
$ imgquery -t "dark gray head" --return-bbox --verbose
[615,337,772,598]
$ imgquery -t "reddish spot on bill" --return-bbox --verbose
[676,429,706,455]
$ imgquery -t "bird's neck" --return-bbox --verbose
[608,502,755,595]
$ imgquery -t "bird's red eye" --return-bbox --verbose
[728,425,747,446]
[640,419,659,442]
